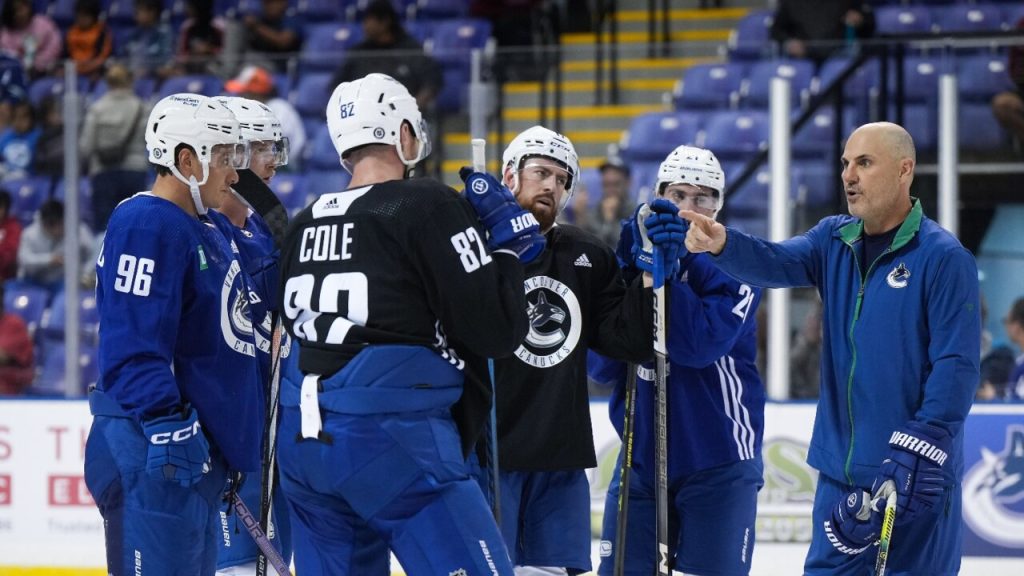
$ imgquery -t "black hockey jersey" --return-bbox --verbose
[495,224,653,471]
[278,177,529,382]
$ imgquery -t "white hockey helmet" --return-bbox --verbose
[146,93,249,213]
[326,73,430,173]
[656,144,726,209]
[215,96,289,166]
[502,125,580,207]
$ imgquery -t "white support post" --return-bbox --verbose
[938,73,959,236]
[63,61,81,397]
[768,77,792,401]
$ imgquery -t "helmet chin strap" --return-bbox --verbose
[170,162,211,216]
[396,140,424,179]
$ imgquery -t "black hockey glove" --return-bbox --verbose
[460,167,545,263]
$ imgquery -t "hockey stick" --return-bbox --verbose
[651,234,671,576]
[874,490,897,576]
[233,169,287,576]
[231,492,292,575]
[471,137,503,525]
[613,363,638,576]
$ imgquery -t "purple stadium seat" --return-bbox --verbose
[958,53,1015,102]
[304,124,341,170]
[621,112,702,163]
[5,176,52,227]
[742,58,815,109]
[300,23,363,72]
[291,72,334,119]
[935,4,1004,33]
[959,103,1009,151]
[674,62,746,110]
[700,110,770,161]
[269,173,308,216]
[157,74,224,99]
[3,281,51,336]
[429,18,492,67]
[875,6,934,36]
[414,0,468,20]
[728,9,775,61]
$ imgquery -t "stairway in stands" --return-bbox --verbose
[441,0,767,185]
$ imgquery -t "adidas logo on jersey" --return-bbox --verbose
[574,253,592,268]
[322,196,340,210]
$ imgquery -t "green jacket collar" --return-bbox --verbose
[838,197,923,251]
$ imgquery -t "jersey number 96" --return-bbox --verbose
[114,254,155,297]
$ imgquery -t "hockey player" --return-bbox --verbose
[592,145,766,575]
[683,122,980,574]
[212,96,293,576]
[482,126,686,576]
[274,73,542,575]
[84,93,264,575]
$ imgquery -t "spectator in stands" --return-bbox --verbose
[588,159,634,248]
[224,65,305,168]
[0,100,40,182]
[242,0,303,73]
[1003,296,1024,400]
[17,199,94,293]
[0,283,33,395]
[770,0,875,65]
[0,189,20,282]
[33,95,65,181]
[0,54,28,111]
[330,0,442,110]
[991,17,1024,147]
[121,0,174,81]
[790,297,823,399]
[65,0,112,82]
[175,0,226,75]
[471,0,545,82]
[80,63,149,231]
[0,0,62,79]
[977,345,1015,401]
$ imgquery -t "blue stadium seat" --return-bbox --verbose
[105,0,138,26]
[700,110,769,161]
[792,161,839,210]
[27,76,90,107]
[959,103,1009,151]
[958,53,1015,102]
[621,112,702,163]
[292,72,333,121]
[875,6,934,36]
[41,288,101,344]
[816,56,880,105]
[935,4,1004,33]
[30,338,98,397]
[3,281,50,336]
[436,66,468,113]
[673,62,746,110]
[269,173,308,216]
[792,107,858,160]
[626,160,661,205]
[429,18,492,68]
[1004,5,1024,28]
[304,124,341,170]
[896,56,948,104]
[53,177,94,229]
[405,20,436,44]
[5,176,52,227]
[577,167,602,210]
[295,0,349,21]
[46,0,77,28]
[300,23,363,72]
[157,74,224,99]
[742,59,815,109]
[902,104,937,152]
[727,9,775,61]
[414,0,469,20]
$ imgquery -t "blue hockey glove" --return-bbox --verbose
[141,407,211,488]
[460,167,546,264]
[627,200,687,278]
[247,250,279,313]
[824,490,883,555]
[870,421,951,525]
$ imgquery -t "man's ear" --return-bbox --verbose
[176,146,194,176]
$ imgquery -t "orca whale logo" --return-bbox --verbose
[962,425,1024,548]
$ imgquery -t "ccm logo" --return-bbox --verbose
[149,420,201,444]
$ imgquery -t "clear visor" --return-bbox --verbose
[250,138,289,167]
[662,183,720,210]
[416,118,432,159]
[210,143,250,170]
[519,162,572,192]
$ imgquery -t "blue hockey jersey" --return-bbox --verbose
[96,194,263,473]
[594,252,765,479]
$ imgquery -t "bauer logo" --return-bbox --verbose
[515,276,582,369]
[962,425,1024,551]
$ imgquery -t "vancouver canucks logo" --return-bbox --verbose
[220,259,256,357]
[962,426,1024,548]
[515,275,582,368]
[886,262,910,289]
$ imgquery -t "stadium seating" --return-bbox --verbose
[41,288,101,344]
[27,76,90,107]
[304,124,342,170]
[269,173,308,216]
[303,170,353,201]
[429,18,493,68]
[958,53,1015,102]
[53,177,94,229]
[626,160,661,205]
[700,110,770,161]
[959,103,1009,152]
[621,112,702,163]
[816,56,881,106]
[105,0,137,26]
[30,338,98,397]
[727,10,775,61]
[300,23,363,72]
[157,74,224,99]
[742,58,815,109]
[935,4,1004,33]
[673,62,746,110]
[291,72,334,120]
[2,281,50,336]
[46,0,77,29]
[5,176,53,227]
[792,107,858,160]
[792,161,840,211]
[413,0,469,20]
[875,6,934,36]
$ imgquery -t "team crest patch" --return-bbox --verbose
[515,275,582,368]
[886,262,910,288]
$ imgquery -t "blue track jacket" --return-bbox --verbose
[712,199,980,487]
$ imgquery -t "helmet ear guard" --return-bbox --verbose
[326,73,430,174]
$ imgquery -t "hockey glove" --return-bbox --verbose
[870,421,951,525]
[246,250,280,313]
[628,200,687,278]
[141,407,211,488]
[824,489,883,555]
[460,167,546,264]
